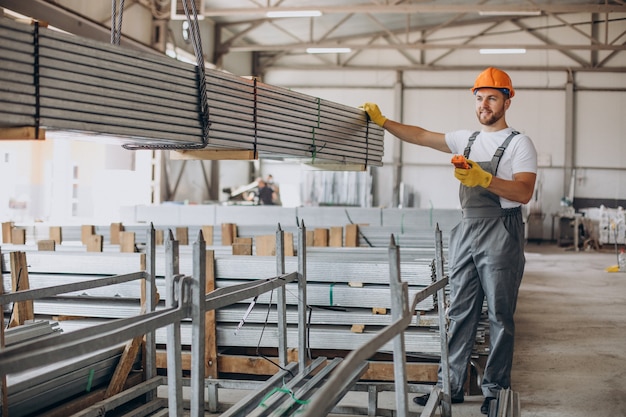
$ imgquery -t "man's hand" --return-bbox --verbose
[454,160,493,188]
[360,102,388,128]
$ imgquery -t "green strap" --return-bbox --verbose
[85,368,95,392]
[259,386,310,408]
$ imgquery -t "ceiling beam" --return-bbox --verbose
[200,4,626,17]
[226,42,626,53]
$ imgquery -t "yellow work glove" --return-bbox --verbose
[454,160,493,188]
[360,102,388,128]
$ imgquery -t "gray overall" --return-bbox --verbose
[443,130,525,399]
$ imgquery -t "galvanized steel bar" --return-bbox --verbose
[0,17,384,165]
[300,315,412,417]
[246,356,328,417]
[0,301,189,375]
[165,230,183,417]
[299,233,449,417]
[275,224,288,367]
[204,273,298,311]
[0,271,146,304]
[435,224,452,417]
[218,362,299,417]
[190,230,207,417]
[145,224,158,400]
[69,376,165,417]
[388,236,409,417]
[297,219,308,373]
[266,357,345,417]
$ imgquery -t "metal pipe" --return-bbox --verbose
[145,224,158,400]
[165,230,183,416]
[190,230,207,417]
[275,224,288,367]
[435,224,452,417]
[297,219,308,372]
[389,235,409,417]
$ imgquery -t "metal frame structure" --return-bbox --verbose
[299,224,451,417]
[0,221,308,416]
[0,220,463,416]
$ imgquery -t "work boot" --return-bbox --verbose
[481,397,496,415]
[412,394,464,406]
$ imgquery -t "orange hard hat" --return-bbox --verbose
[471,67,515,98]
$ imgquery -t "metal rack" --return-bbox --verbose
[1,210,467,417]
[0,222,309,416]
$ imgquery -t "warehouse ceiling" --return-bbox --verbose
[2,0,626,74]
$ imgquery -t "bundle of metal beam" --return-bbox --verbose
[0,17,384,165]
[1,246,442,357]
[358,225,452,248]
[6,345,133,417]
[52,318,443,355]
[4,319,60,346]
[1,256,436,308]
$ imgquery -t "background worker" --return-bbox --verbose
[245,177,276,205]
[362,67,537,415]
[265,174,282,205]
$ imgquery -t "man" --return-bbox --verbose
[362,67,537,415]
[255,178,276,205]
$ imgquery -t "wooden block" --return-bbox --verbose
[52,315,87,321]
[255,235,275,256]
[175,227,189,245]
[1,222,13,243]
[329,226,343,247]
[170,148,257,160]
[86,235,103,252]
[11,228,26,244]
[372,307,387,315]
[81,225,95,244]
[9,251,34,327]
[345,224,359,247]
[232,237,253,256]
[221,223,237,246]
[110,222,124,245]
[313,228,329,247]
[120,231,136,253]
[155,229,164,245]
[37,239,56,251]
[232,243,253,256]
[284,232,294,256]
[49,226,62,244]
[348,282,363,288]
[306,230,314,247]
[350,324,365,333]
[201,225,214,246]
[362,361,438,383]
[0,126,45,140]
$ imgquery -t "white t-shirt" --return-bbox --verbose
[445,127,538,209]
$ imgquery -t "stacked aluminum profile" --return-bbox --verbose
[0,17,384,166]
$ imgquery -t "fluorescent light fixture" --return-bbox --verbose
[306,47,352,54]
[266,10,322,18]
[479,10,541,16]
[480,48,527,54]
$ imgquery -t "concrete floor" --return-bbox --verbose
[199,243,626,416]
[508,243,626,417]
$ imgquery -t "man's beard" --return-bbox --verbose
[477,108,504,126]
